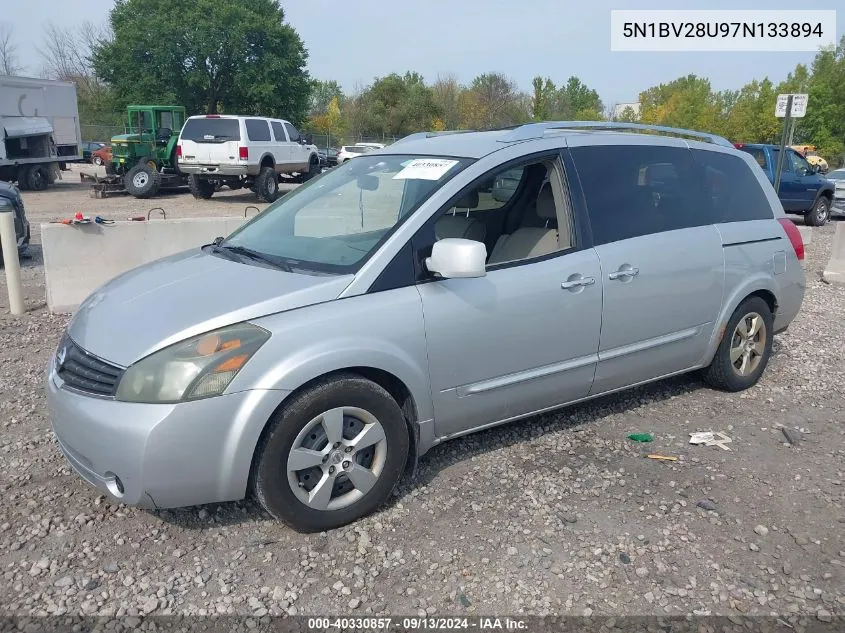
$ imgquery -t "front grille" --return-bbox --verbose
[56,336,124,397]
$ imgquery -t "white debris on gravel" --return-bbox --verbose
[0,181,843,620]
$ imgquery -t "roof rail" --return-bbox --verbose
[392,130,476,145]
[498,121,734,147]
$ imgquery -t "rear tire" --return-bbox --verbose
[27,165,49,191]
[188,174,215,199]
[702,296,773,392]
[302,156,319,182]
[252,373,409,532]
[16,166,31,191]
[255,166,279,202]
[805,196,830,227]
[124,163,161,198]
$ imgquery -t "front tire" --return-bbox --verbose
[255,166,279,202]
[124,163,161,198]
[252,374,409,532]
[188,174,215,199]
[805,196,830,227]
[702,297,774,392]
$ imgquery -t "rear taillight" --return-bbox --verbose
[778,218,804,261]
[239,146,249,160]
[176,144,182,158]
[734,143,745,148]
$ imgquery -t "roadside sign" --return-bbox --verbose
[776,93,808,118]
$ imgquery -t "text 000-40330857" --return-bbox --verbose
[610,9,837,52]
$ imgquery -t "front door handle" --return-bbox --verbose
[561,276,596,290]
[608,266,639,281]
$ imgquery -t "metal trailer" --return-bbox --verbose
[0,75,82,191]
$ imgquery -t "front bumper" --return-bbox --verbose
[46,355,288,509]
[178,163,254,177]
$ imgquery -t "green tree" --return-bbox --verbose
[531,76,556,120]
[93,0,310,122]
[639,74,720,132]
[802,39,845,164]
[459,72,521,129]
[553,76,604,119]
[355,72,441,136]
[309,79,344,116]
[432,74,463,129]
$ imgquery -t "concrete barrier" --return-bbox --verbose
[42,217,248,313]
[822,221,845,285]
[797,225,813,246]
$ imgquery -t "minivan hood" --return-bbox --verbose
[68,249,353,367]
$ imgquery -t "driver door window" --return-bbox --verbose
[432,158,574,267]
[789,151,812,176]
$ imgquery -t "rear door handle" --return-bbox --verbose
[561,276,596,290]
[608,266,639,281]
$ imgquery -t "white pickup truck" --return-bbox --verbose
[177,115,320,202]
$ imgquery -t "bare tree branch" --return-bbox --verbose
[0,22,23,76]
[38,20,110,91]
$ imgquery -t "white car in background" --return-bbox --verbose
[336,144,379,164]
[827,168,845,216]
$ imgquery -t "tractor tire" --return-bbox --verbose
[188,174,215,199]
[27,165,50,191]
[255,166,280,202]
[125,163,161,198]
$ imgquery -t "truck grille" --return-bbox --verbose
[56,336,124,397]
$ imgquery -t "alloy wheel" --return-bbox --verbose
[729,312,767,376]
[287,407,387,511]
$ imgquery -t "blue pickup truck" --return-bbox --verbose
[735,143,835,226]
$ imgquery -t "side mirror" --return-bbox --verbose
[425,238,487,279]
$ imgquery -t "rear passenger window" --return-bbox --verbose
[570,145,707,246]
[245,119,271,142]
[271,121,286,142]
[694,150,774,223]
[284,123,300,142]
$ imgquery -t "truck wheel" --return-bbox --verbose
[188,174,215,199]
[805,197,830,227]
[15,166,31,191]
[303,156,320,182]
[27,165,50,191]
[255,166,279,202]
[93,157,104,166]
[125,163,161,198]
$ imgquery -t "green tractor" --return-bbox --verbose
[106,105,187,198]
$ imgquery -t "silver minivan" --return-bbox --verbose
[47,122,806,532]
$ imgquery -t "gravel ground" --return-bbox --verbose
[0,172,844,623]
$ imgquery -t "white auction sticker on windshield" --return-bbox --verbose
[393,159,459,181]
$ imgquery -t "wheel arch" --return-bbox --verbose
[259,153,276,169]
[246,365,425,498]
[703,277,779,366]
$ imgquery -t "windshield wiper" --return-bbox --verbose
[213,243,292,272]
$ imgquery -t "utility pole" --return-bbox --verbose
[773,94,792,195]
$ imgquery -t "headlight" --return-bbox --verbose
[115,323,270,404]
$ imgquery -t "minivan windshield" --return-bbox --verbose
[219,154,472,273]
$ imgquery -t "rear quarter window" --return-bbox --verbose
[570,144,708,246]
[245,119,271,142]
[693,150,774,223]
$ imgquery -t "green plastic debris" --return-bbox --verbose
[627,433,654,443]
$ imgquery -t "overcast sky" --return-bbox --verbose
[5,0,842,107]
